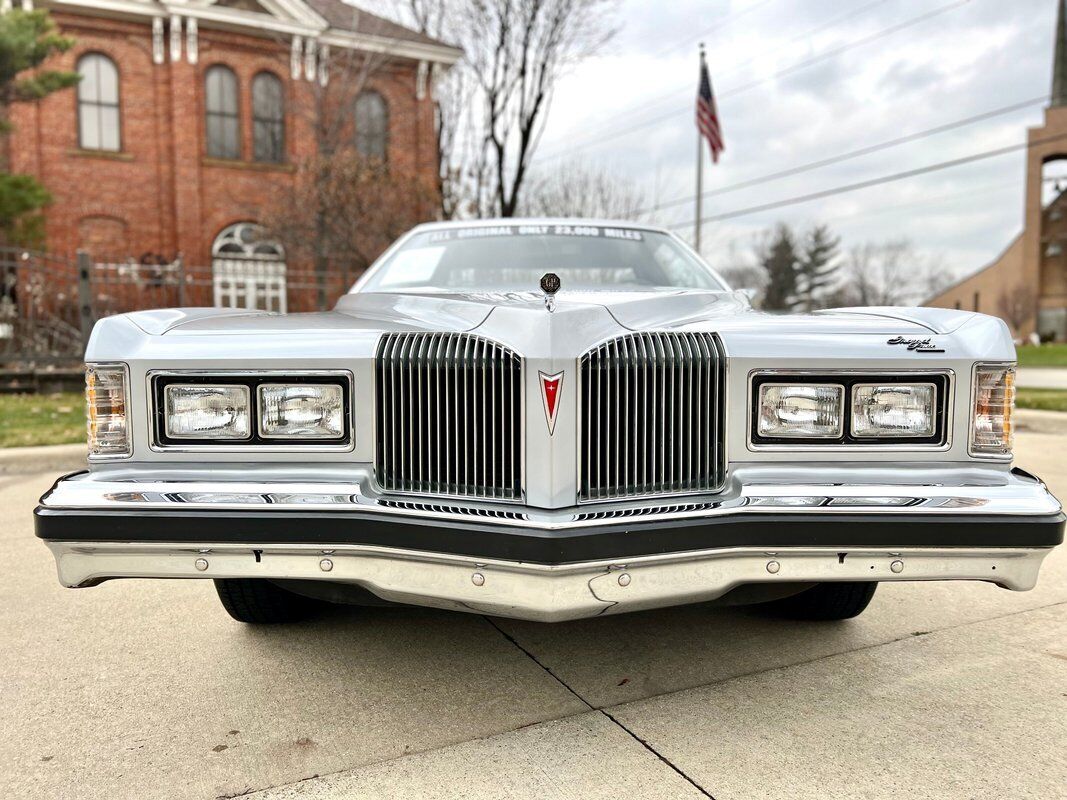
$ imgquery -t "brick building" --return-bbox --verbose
[5,0,460,311]
[927,0,1067,340]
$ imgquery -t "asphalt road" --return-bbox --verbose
[3,434,1065,800]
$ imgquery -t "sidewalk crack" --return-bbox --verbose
[483,616,716,799]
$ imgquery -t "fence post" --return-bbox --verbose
[76,250,94,352]
[176,253,186,307]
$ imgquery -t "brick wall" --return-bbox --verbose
[9,11,437,280]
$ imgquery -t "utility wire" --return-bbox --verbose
[647,0,780,60]
[665,129,1067,229]
[540,0,896,162]
[637,95,1047,215]
[538,0,966,164]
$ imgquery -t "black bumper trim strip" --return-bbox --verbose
[34,507,1066,565]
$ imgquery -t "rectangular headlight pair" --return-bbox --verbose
[164,383,345,441]
[756,378,942,444]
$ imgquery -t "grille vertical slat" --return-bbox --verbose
[377,332,522,500]
[580,332,725,501]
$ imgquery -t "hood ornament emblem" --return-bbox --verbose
[540,272,560,312]
[539,371,564,435]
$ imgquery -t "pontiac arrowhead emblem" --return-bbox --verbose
[539,370,563,435]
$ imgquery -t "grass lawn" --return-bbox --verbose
[0,392,85,448]
[1016,344,1067,367]
[1015,387,1067,413]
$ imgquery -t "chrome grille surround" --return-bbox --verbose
[375,332,524,501]
[579,332,726,501]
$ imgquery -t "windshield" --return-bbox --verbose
[357,224,727,292]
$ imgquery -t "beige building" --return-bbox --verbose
[927,0,1067,339]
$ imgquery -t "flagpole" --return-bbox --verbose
[695,43,705,255]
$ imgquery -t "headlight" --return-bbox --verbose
[971,365,1015,457]
[164,384,251,440]
[258,384,344,438]
[86,364,130,458]
[851,384,936,438]
[757,384,844,438]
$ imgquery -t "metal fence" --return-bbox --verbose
[0,246,361,370]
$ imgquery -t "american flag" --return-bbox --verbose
[696,52,724,163]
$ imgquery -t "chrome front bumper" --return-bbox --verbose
[43,541,1054,622]
[37,469,1064,621]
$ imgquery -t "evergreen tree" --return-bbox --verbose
[759,223,800,311]
[795,223,840,311]
[0,10,78,245]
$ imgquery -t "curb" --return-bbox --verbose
[0,443,86,476]
[1014,408,1067,436]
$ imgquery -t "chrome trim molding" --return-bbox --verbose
[746,368,955,452]
[146,370,356,453]
[45,541,1054,622]
[40,473,1063,530]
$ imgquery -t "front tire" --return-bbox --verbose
[764,581,877,620]
[214,578,319,624]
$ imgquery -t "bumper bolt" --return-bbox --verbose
[890,559,905,574]
[766,560,781,574]
[319,558,334,572]
[472,572,485,586]
[194,558,209,572]
[618,573,631,587]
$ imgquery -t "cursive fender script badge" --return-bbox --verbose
[887,336,945,353]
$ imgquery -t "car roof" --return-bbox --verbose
[409,218,673,235]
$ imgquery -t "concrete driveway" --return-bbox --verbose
[3,434,1065,800]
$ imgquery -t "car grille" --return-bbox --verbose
[580,332,726,501]
[375,332,523,500]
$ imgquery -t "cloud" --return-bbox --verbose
[535,0,1057,279]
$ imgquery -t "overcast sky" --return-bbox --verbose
[528,0,1060,281]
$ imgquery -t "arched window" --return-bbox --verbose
[205,65,240,160]
[211,222,288,312]
[77,54,120,151]
[354,91,388,160]
[252,72,285,163]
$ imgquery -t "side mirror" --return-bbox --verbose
[737,287,757,301]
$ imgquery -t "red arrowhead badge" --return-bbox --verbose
[539,371,563,435]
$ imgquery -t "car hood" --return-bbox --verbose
[105,289,1007,364]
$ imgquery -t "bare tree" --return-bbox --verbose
[833,240,916,306]
[406,0,472,219]
[519,161,644,219]
[260,11,433,306]
[997,284,1037,335]
[264,155,434,293]
[455,0,616,217]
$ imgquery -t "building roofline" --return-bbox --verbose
[921,230,1023,306]
[41,0,463,65]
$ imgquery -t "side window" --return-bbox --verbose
[77,54,121,151]
[354,90,388,160]
[205,65,240,160]
[252,72,285,163]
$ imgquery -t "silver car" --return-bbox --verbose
[36,220,1064,623]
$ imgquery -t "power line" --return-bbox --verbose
[538,0,966,164]
[540,0,896,162]
[665,129,1067,229]
[638,95,1047,215]
[647,0,780,60]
